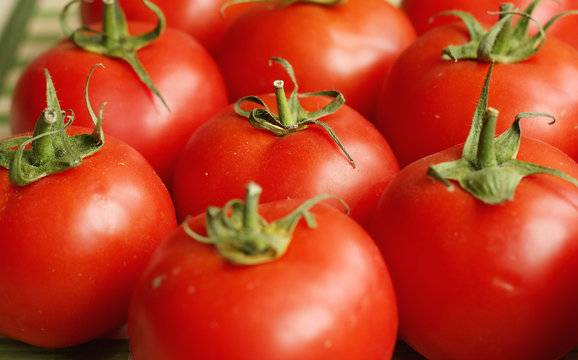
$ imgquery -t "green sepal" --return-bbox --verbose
[61,0,170,110]
[0,64,106,186]
[427,63,578,204]
[183,182,349,266]
[234,57,356,168]
[438,0,578,63]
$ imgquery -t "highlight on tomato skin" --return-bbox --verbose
[128,183,399,360]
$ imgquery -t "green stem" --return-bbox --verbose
[0,65,105,186]
[438,0,564,63]
[477,108,499,169]
[243,182,262,231]
[274,80,295,127]
[183,181,348,265]
[102,0,119,47]
[234,57,355,167]
[427,62,578,204]
[62,0,170,110]
[31,108,58,166]
[488,3,514,56]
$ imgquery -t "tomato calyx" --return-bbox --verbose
[221,0,346,16]
[183,182,348,265]
[61,0,170,110]
[438,0,578,63]
[427,63,578,204]
[0,64,106,186]
[234,57,356,168]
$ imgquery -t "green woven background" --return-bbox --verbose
[0,0,78,139]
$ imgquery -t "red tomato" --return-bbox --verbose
[129,192,398,360]
[10,22,228,185]
[401,0,578,49]
[171,91,399,229]
[369,138,578,360]
[213,0,416,121]
[0,126,177,348]
[374,23,578,167]
[80,0,252,55]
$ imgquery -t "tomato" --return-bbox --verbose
[0,65,176,348]
[374,21,578,167]
[370,138,578,359]
[129,183,398,360]
[370,64,578,360]
[213,0,416,121]
[80,0,252,55]
[0,114,177,347]
[172,58,399,228]
[401,0,578,49]
[11,2,228,185]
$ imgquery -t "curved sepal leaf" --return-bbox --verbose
[62,0,169,110]
[234,57,355,167]
[427,63,578,204]
[183,182,349,265]
[0,65,106,186]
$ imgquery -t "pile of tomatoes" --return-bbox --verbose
[1,0,578,359]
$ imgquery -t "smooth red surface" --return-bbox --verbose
[370,138,578,360]
[129,200,398,360]
[0,128,177,348]
[213,0,416,121]
[375,23,578,167]
[10,23,228,185]
[171,95,400,228]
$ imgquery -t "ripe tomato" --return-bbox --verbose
[213,0,416,121]
[80,0,252,55]
[370,138,578,359]
[0,127,177,348]
[375,22,578,167]
[401,0,578,49]
[129,184,398,360]
[171,58,399,228]
[11,7,228,185]
[370,63,578,360]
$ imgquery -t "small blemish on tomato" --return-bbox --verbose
[152,275,167,289]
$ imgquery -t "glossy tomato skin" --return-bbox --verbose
[79,0,252,55]
[375,23,578,167]
[172,95,400,228]
[0,128,177,348]
[369,138,578,360]
[10,23,229,185]
[213,0,416,121]
[401,0,578,49]
[129,200,398,360]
